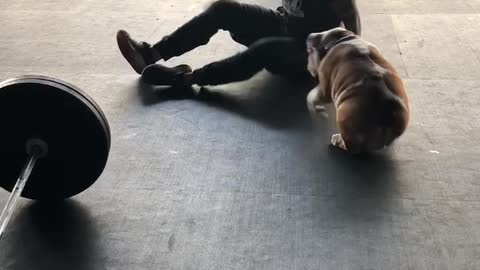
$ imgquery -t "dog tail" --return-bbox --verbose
[379,98,399,123]
[378,98,408,138]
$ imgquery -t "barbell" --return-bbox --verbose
[0,75,111,239]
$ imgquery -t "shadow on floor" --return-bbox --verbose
[0,200,103,270]
[137,72,401,218]
[324,147,400,220]
[137,72,316,130]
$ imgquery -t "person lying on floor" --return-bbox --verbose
[117,0,361,87]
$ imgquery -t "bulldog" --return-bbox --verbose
[306,27,409,153]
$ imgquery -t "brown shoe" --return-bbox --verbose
[141,64,193,86]
[116,30,155,74]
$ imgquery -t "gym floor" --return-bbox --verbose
[1,0,479,269]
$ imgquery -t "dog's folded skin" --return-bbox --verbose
[306,27,409,153]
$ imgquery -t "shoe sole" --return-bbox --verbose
[116,30,148,74]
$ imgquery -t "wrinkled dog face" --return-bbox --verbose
[306,27,353,77]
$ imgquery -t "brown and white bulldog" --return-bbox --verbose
[306,27,409,153]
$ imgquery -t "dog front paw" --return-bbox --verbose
[331,134,347,150]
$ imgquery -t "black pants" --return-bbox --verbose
[152,0,321,86]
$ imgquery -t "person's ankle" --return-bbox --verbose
[150,47,163,62]
[180,72,194,86]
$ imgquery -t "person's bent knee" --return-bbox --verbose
[207,0,241,15]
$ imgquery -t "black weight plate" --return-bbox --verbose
[0,75,111,200]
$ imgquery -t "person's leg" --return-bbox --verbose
[141,37,308,86]
[117,0,285,74]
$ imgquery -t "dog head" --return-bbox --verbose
[336,93,408,153]
[306,27,356,77]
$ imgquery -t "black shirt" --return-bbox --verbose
[282,0,342,34]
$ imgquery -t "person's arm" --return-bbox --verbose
[334,0,362,36]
